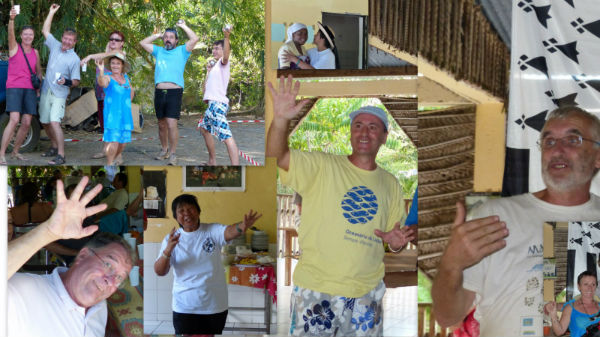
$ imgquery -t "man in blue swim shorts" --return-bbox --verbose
[198,26,239,165]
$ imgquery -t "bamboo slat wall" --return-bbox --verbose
[370,0,420,56]
[380,96,418,144]
[418,105,476,279]
[369,0,510,99]
[553,224,568,297]
[288,98,319,135]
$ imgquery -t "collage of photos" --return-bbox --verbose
[1,0,600,337]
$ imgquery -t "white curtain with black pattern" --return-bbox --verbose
[567,221,600,300]
[505,0,600,196]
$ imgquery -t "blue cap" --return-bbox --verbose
[349,106,389,131]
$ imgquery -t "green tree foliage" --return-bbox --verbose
[0,0,264,114]
[418,270,432,303]
[287,98,418,197]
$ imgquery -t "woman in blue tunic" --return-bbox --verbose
[95,53,134,165]
[545,270,600,337]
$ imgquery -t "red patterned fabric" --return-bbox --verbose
[228,265,277,303]
[452,308,479,337]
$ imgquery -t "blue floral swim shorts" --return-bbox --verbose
[290,281,385,336]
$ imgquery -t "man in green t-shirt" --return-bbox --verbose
[267,75,416,336]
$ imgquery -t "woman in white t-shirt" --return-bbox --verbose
[154,194,261,335]
[283,22,339,70]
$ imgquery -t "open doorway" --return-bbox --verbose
[322,12,367,69]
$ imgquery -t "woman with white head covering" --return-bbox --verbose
[277,23,308,69]
[284,22,339,70]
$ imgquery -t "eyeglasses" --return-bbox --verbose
[537,135,600,149]
[89,248,127,288]
[109,38,123,42]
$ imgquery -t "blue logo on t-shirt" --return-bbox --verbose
[341,186,378,224]
[202,237,216,253]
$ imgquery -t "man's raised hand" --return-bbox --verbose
[267,75,310,121]
[439,201,508,271]
[45,176,106,241]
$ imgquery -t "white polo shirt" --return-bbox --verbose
[7,267,107,337]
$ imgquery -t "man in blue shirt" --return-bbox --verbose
[140,22,198,165]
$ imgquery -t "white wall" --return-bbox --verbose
[143,242,277,330]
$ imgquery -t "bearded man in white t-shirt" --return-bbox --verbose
[432,106,600,337]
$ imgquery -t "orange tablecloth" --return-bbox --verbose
[227,264,277,303]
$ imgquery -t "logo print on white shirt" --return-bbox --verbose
[202,237,215,253]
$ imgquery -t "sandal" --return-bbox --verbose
[0,156,6,165]
[10,153,28,161]
[114,155,124,166]
[155,149,169,160]
[41,147,58,157]
[48,154,66,165]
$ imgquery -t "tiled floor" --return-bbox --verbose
[144,255,416,336]
[143,320,277,335]
[383,286,418,337]
[276,258,417,337]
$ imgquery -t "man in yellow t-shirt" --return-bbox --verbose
[267,76,416,336]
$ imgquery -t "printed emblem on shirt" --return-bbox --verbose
[520,315,542,336]
[202,237,215,253]
[527,263,543,273]
[526,277,539,291]
[341,186,378,224]
[524,296,535,307]
[527,244,543,257]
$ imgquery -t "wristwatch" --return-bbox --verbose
[236,222,243,233]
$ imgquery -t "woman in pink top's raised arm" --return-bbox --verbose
[0,6,42,164]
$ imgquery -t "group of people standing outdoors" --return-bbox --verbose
[2,3,241,166]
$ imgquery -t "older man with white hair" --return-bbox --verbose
[432,106,600,337]
[7,177,135,337]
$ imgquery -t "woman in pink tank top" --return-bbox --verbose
[0,7,42,164]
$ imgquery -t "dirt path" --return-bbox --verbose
[6,114,265,167]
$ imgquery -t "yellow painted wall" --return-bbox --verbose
[125,166,142,194]
[144,158,278,244]
[473,103,506,192]
[270,0,368,68]
[543,221,554,301]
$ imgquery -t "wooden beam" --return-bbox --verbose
[295,79,417,97]
[277,66,417,78]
